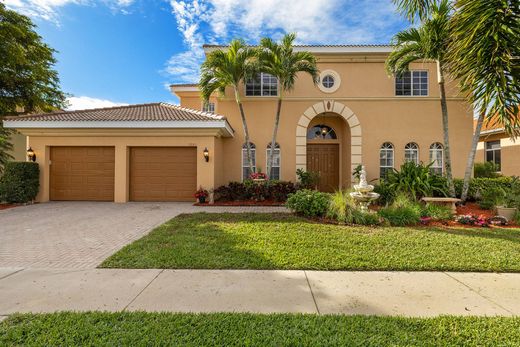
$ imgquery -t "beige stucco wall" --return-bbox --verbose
[178,55,473,185]
[8,131,27,162]
[25,130,220,202]
[476,133,520,176]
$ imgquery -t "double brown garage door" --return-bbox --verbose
[50,146,196,202]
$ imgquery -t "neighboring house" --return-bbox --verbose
[475,113,520,176]
[5,44,474,203]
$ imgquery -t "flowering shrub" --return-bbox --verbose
[213,181,297,202]
[194,187,209,199]
[250,172,268,180]
[456,214,489,227]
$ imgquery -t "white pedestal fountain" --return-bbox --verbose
[350,166,380,211]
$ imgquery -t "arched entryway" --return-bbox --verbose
[296,100,362,190]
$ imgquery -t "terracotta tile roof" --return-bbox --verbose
[475,110,520,133]
[6,103,226,122]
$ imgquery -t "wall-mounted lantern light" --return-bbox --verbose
[27,147,36,162]
[203,147,209,162]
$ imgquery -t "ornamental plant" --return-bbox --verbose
[250,172,268,180]
[456,214,489,227]
[194,187,209,199]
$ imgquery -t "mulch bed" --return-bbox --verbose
[194,200,285,207]
[0,203,20,211]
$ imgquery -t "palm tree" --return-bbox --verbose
[386,0,456,197]
[393,0,434,22]
[200,39,258,174]
[448,0,520,201]
[258,33,319,179]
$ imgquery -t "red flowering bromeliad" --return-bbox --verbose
[250,172,268,180]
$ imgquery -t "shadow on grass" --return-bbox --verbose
[425,225,520,244]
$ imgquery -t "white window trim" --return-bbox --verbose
[244,72,279,97]
[380,142,394,177]
[201,101,215,113]
[266,144,281,180]
[241,143,256,181]
[404,142,420,164]
[394,70,429,97]
[317,69,341,93]
[429,143,444,174]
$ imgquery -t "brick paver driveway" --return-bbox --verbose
[0,202,287,269]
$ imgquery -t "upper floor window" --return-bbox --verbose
[429,142,444,175]
[266,143,281,180]
[245,73,278,96]
[404,142,419,164]
[380,142,394,178]
[242,142,256,180]
[202,101,215,113]
[485,140,501,171]
[395,71,428,96]
[307,125,337,140]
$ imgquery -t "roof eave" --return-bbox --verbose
[202,45,394,55]
[4,120,234,138]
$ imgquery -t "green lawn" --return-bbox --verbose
[100,213,520,272]
[1,312,519,346]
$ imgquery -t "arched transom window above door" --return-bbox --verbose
[307,124,337,140]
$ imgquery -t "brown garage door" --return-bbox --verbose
[50,146,115,201]
[130,147,197,201]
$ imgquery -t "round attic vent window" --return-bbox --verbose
[317,70,341,93]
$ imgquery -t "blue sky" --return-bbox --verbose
[3,0,409,110]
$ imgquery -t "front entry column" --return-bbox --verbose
[114,145,129,203]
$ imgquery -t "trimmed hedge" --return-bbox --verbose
[0,161,39,203]
[286,189,330,217]
[454,177,514,201]
[213,180,297,202]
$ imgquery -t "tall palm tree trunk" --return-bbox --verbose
[267,97,282,179]
[437,61,455,197]
[234,87,254,175]
[461,111,484,202]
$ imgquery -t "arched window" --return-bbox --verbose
[242,142,256,180]
[404,142,419,164]
[266,143,281,180]
[380,142,394,178]
[429,143,444,175]
[307,124,337,140]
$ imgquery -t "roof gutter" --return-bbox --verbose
[4,120,234,137]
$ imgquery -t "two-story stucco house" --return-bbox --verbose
[5,44,474,203]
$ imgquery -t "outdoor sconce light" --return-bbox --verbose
[27,147,36,162]
[203,147,209,162]
[321,127,328,136]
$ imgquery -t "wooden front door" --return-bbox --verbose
[307,143,339,192]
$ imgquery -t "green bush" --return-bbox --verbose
[454,177,514,201]
[514,211,520,225]
[478,186,506,210]
[286,189,330,218]
[377,194,421,226]
[474,162,501,178]
[421,203,453,221]
[326,190,355,223]
[352,209,382,226]
[373,183,395,206]
[378,162,448,203]
[0,161,39,203]
[296,169,320,190]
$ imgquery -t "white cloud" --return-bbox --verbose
[66,96,128,110]
[2,0,135,22]
[165,0,405,83]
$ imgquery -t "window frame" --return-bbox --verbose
[202,101,215,113]
[241,142,256,181]
[429,142,444,175]
[485,140,501,171]
[266,143,281,180]
[404,142,420,164]
[394,70,429,97]
[380,142,394,178]
[245,72,278,97]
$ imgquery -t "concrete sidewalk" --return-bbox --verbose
[0,268,518,318]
